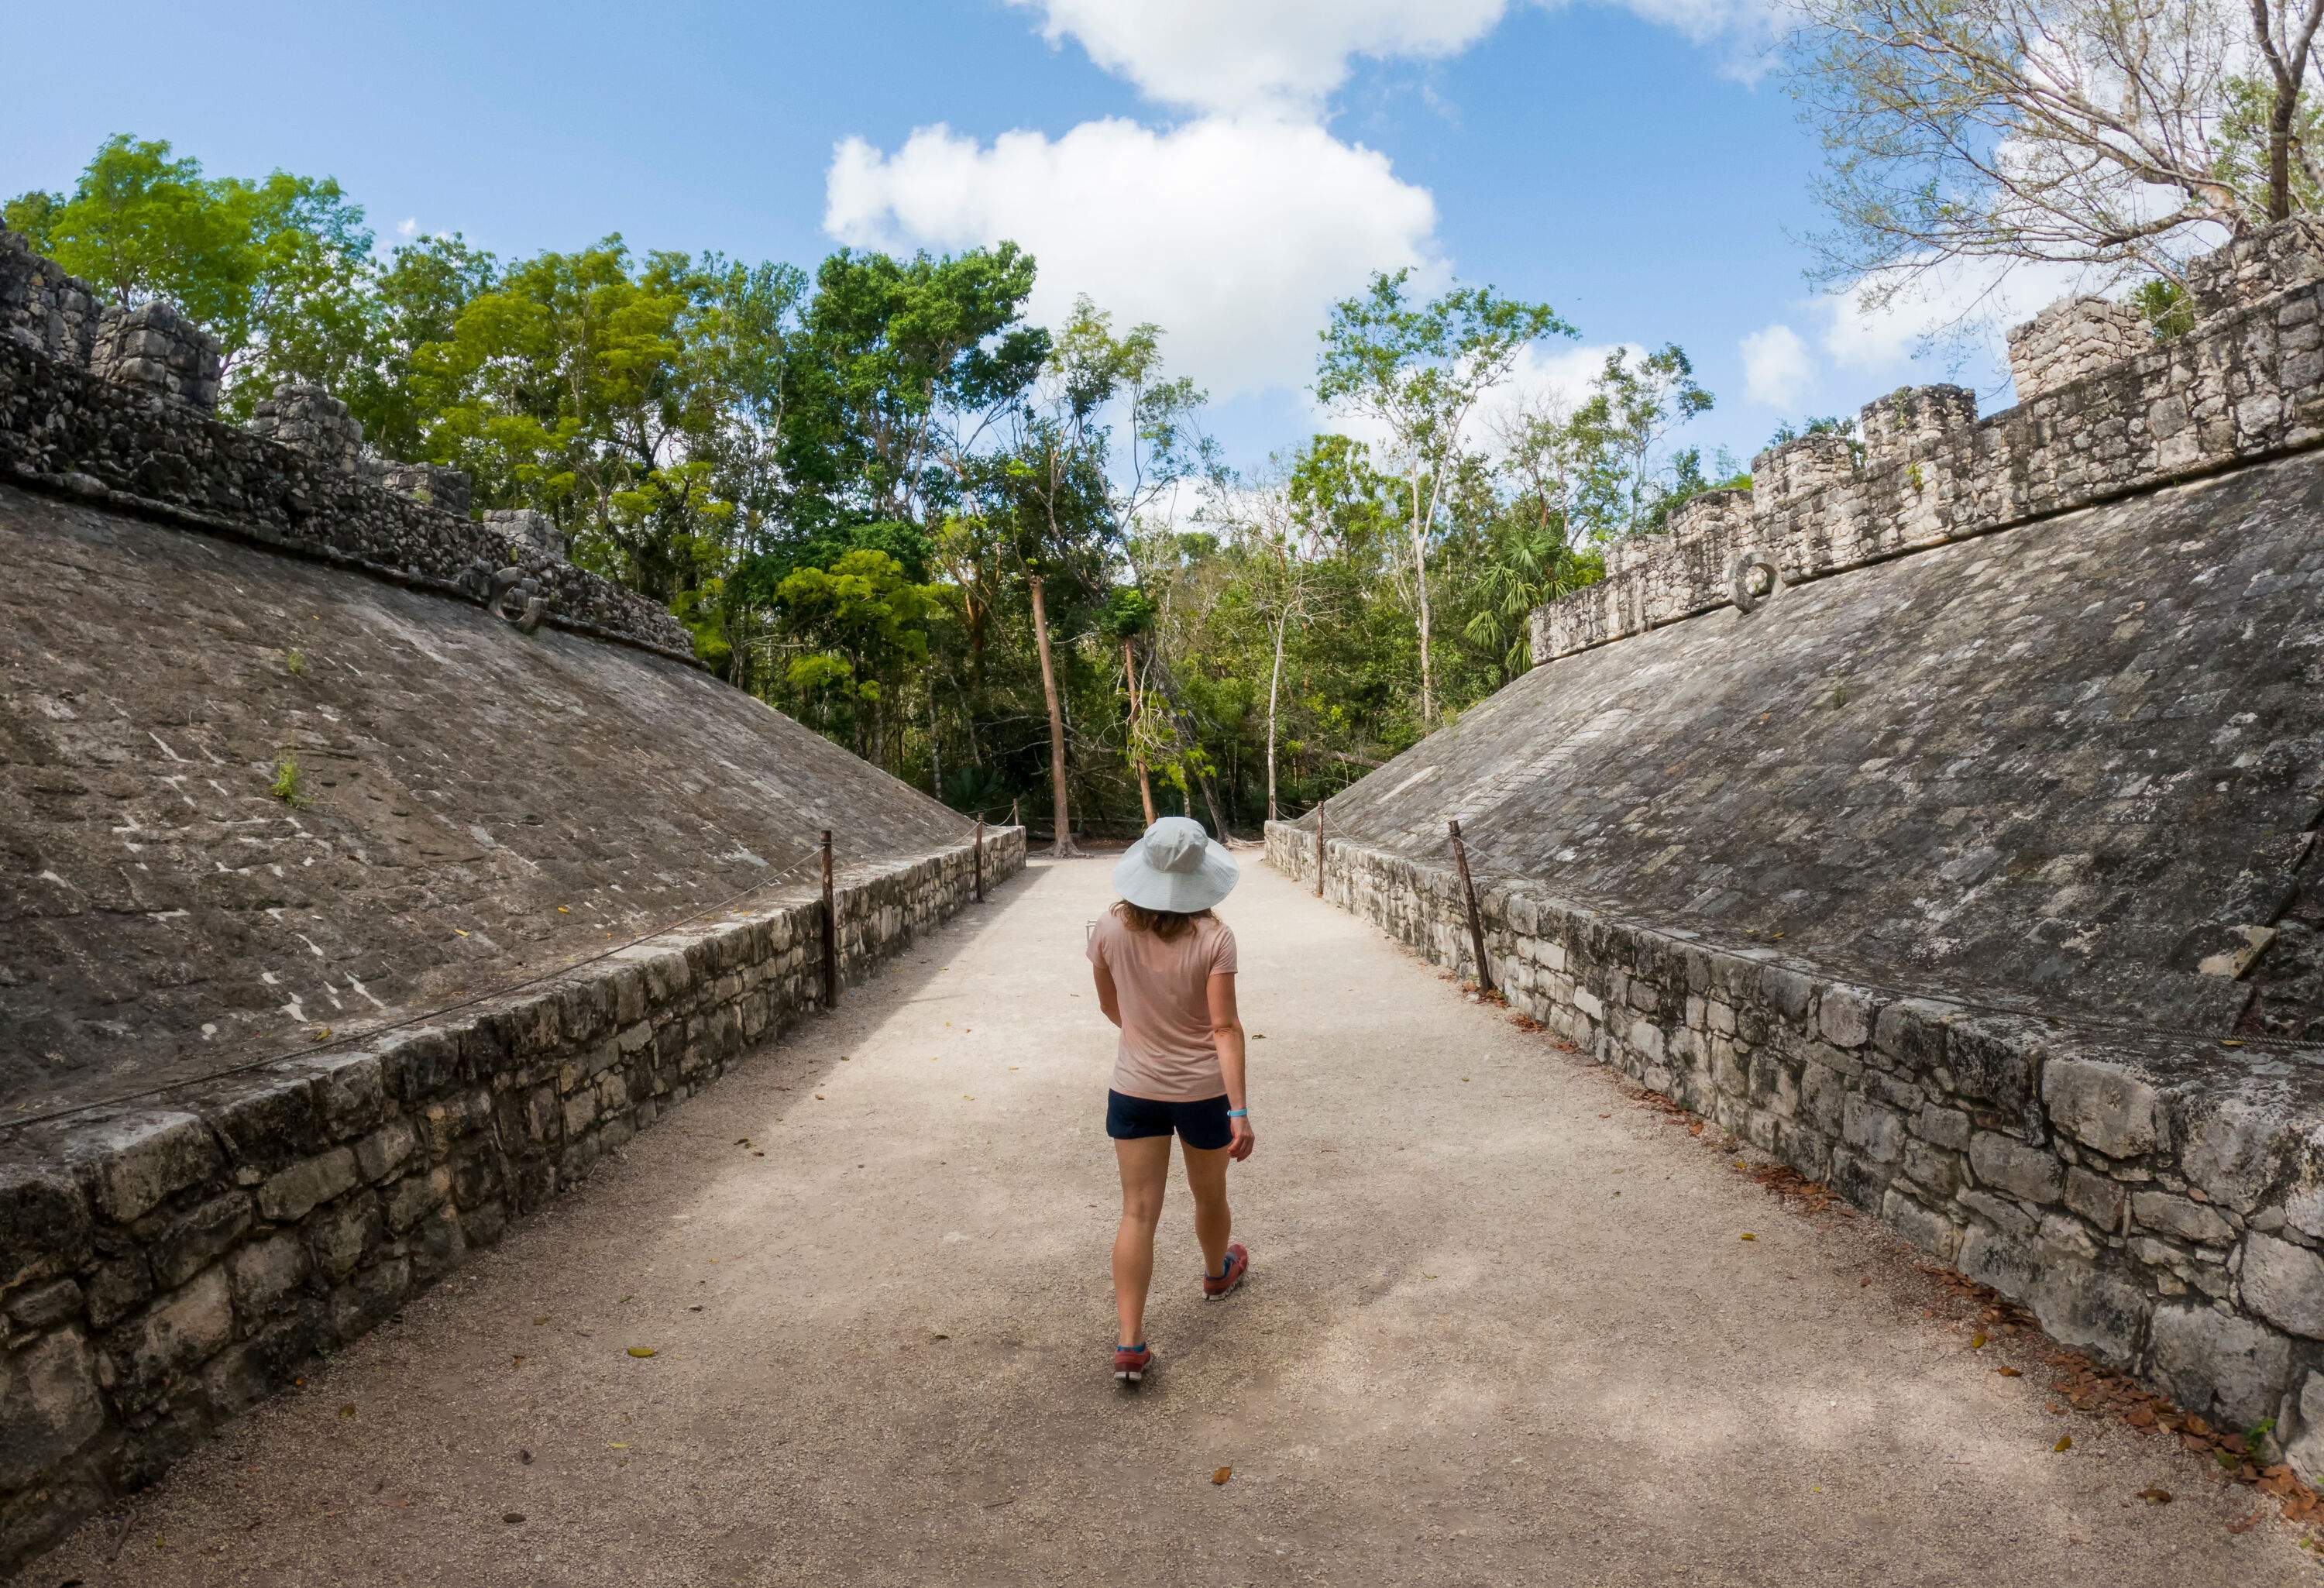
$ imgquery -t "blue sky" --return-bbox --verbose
[3,0,2062,475]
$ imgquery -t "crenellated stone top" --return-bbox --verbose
[1532,218,2324,665]
[0,226,693,662]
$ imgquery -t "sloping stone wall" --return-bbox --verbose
[0,826,1023,1572]
[1532,219,2324,663]
[1266,821,2324,1483]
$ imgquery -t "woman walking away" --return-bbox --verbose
[1087,816,1255,1387]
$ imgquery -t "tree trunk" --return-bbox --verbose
[1029,575,1080,858]
[2271,84,2296,222]
[1125,641,1157,827]
[1410,469,1435,728]
[1266,607,1289,822]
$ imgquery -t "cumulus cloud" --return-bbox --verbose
[1007,0,1511,115]
[826,117,1441,399]
[1738,322,1812,408]
[1011,0,1787,112]
[396,217,418,239]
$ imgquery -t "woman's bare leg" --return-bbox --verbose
[1181,1142,1233,1278]
[1113,1136,1172,1347]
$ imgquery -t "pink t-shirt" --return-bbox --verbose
[1086,910,1239,1102]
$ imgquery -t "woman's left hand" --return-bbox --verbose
[1229,1115,1256,1163]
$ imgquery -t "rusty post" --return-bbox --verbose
[974,815,985,903]
[1315,799,1325,898]
[1010,796,1020,829]
[820,829,837,1009]
[1447,818,1494,994]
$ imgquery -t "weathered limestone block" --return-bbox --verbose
[2043,1058,2160,1160]
[375,461,473,518]
[2134,1190,2234,1246]
[256,1147,358,1223]
[1858,384,1977,473]
[108,1267,232,1397]
[0,1330,105,1490]
[88,301,220,410]
[2150,1303,2293,1426]
[246,380,366,473]
[2240,1232,2324,1339]
[67,1112,221,1225]
[484,507,566,564]
[0,228,98,364]
[2188,216,2324,321]
[2006,296,2146,403]
[1750,431,1857,514]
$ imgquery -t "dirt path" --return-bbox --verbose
[24,858,2315,1586]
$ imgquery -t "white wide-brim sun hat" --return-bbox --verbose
[1112,816,1240,913]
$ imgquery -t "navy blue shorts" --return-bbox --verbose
[1105,1090,1232,1150]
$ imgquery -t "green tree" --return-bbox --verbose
[1315,271,1571,727]
[37,135,373,400]
[772,548,939,757]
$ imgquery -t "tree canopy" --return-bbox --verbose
[8,132,1740,843]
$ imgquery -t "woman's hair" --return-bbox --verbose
[1112,899,1215,942]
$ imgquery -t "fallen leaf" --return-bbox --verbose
[1212,1467,1232,1486]
[338,1404,356,1419]
[2137,1487,2171,1505]
[511,1355,524,1367]
[2226,1511,2260,1535]
[1739,1232,1757,1242]
[627,1347,658,1359]
[608,1442,630,1449]
[619,1294,633,1304]
[518,1449,532,1464]
[1971,1332,1987,1349]
[454,929,469,937]
[531,1315,548,1326]
[2054,1436,2073,1452]
[1994,1366,2022,1378]
[556,906,569,913]
[503,1511,525,1524]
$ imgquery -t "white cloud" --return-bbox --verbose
[395,216,418,239]
[1738,322,1812,408]
[826,117,1441,399]
[1011,0,1787,112]
[1008,0,1511,115]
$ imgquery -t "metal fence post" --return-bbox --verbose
[974,815,985,903]
[820,829,837,1008]
[1447,818,1494,995]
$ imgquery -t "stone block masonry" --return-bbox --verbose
[0,827,1024,1572]
[0,227,687,662]
[1532,217,2324,663]
[1265,821,2324,1484]
[0,332,692,661]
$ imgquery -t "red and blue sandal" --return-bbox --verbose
[1203,1242,1250,1301]
[1113,1342,1153,1383]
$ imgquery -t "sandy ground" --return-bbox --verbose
[22,856,2319,1586]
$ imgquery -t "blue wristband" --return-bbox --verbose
[1226,1108,1248,1119]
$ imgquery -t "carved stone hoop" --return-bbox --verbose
[486,565,548,633]
[1730,555,1781,615]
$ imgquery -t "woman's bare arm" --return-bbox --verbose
[1092,960,1122,1028]
[1208,971,1253,1162]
